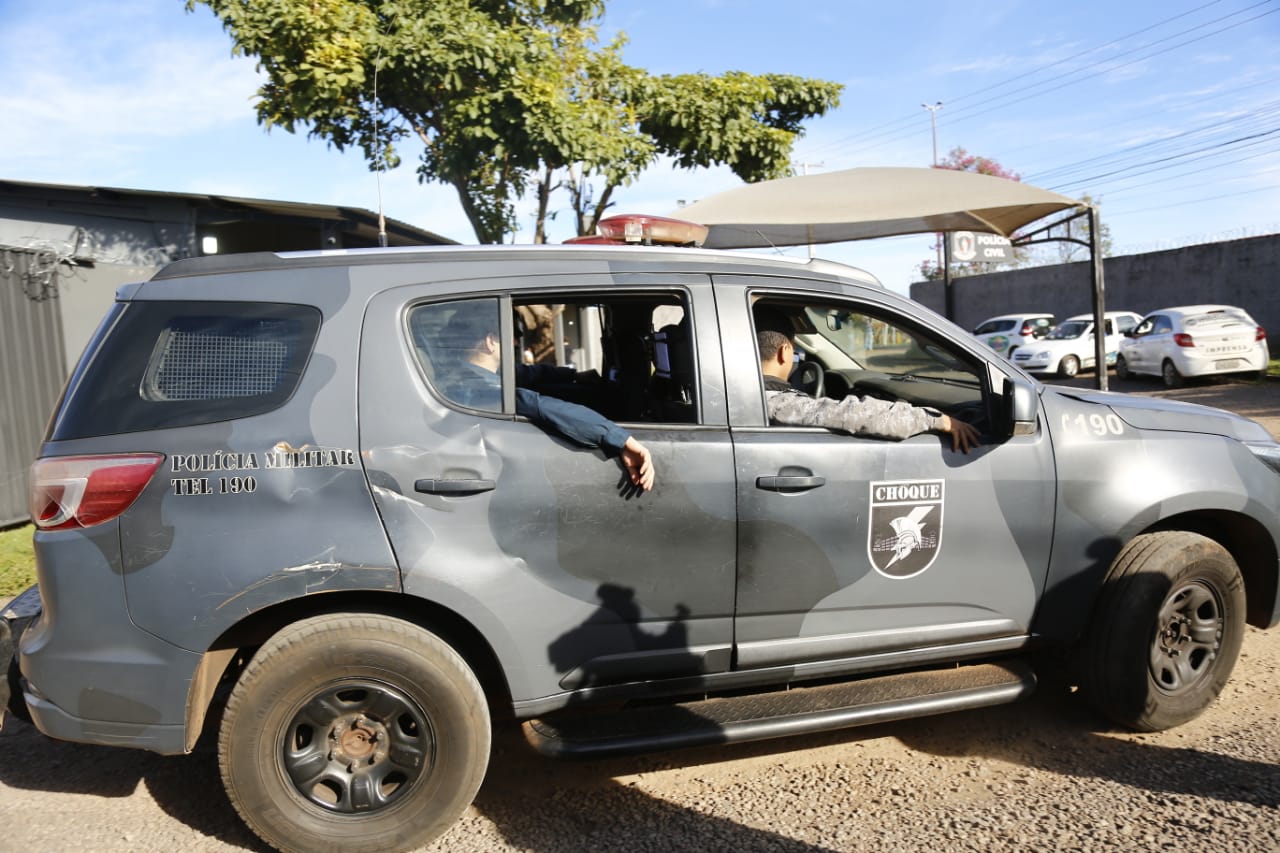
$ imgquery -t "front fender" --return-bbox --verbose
[1033,391,1280,640]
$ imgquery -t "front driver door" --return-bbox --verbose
[718,280,1056,672]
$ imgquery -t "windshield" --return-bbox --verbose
[1046,321,1088,340]
[799,307,977,383]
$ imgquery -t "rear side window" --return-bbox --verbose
[50,301,321,440]
[407,298,505,413]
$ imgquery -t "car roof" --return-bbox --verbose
[977,312,1053,323]
[1146,304,1248,319]
[1064,311,1141,322]
[150,244,882,289]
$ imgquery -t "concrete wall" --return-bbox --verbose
[910,233,1280,339]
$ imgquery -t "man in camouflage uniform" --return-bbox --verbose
[758,330,980,454]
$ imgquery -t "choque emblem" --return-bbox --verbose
[868,479,944,579]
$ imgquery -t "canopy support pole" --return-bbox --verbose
[943,235,954,321]
[1089,206,1107,392]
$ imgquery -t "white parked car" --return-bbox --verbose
[1012,311,1143,378]
[971,313,1054,358]
[1117,304,1270,388]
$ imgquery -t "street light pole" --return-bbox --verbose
[922,101,942,166]
[921,101,945,292]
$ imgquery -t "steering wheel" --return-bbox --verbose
[789,360,825,398]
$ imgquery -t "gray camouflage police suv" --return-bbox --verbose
[5,221,1280,853]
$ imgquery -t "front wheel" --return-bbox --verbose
[1115,354,1131,379]
[1081,531,1245,731]
[1058,355,1080,378]
[219,614,491,853]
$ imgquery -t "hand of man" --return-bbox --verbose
[620,436,655,491]
[940,415,980,454]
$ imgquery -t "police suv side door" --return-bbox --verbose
[358,272,736,710]
[715,277,1056,671]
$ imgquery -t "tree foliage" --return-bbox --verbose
[188,0,842,244]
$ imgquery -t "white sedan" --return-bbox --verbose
[1117,304,1270,388]
[1012,311,1143,378]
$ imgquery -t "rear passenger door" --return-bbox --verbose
[359,274,737,706]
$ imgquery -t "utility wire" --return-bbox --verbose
[802,0,1240,157]
[804,0,1279,162]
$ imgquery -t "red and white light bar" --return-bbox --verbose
[565,214,708,248]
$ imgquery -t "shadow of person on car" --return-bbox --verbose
[450,583,842,852]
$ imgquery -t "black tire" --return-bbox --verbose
[1115,354,1131,379]
[219,614,491,853]
[1161,359,1183,388]
[1082,531,1245,732]
[1058,355,1080,378]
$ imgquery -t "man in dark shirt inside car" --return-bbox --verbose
[443,307,655,490]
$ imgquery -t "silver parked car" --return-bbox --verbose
[1012,311,1143,378]
[1117,304,1270,387]
[5,220,1280,852]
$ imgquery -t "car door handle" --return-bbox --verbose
[755,475,825,493]
[414,478,496,496]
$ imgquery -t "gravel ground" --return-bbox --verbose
[2,377,1277,852]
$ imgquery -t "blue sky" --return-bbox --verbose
[2,0,1278,293]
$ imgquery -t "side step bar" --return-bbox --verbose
[524,660,1035,759]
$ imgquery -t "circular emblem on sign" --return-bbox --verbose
[953,231,976,262]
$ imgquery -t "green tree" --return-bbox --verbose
[188,0,841,244]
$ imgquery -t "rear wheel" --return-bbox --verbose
[1115,355,1131,379]
[219,614,490,853]
[1058,355,1080,378]
[1081,532,1245,731]
[1162,359,1183,388]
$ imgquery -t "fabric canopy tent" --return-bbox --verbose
[668,166,1112,391]
[668,166,1082,249]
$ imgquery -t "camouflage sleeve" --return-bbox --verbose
[766,390,944,441]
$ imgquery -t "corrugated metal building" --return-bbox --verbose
[0,180,455,527]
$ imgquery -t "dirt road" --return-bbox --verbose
[1,377,1277,851]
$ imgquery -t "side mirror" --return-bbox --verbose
[1001,376,1039,438]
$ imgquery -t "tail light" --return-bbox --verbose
[1173,333,1195,348]
[1019,322,1037,337]
[1257,326,1267,342]
[29,454,164,531]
